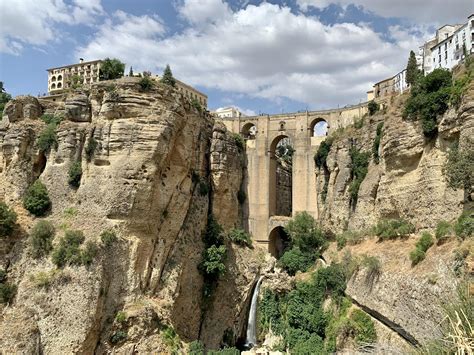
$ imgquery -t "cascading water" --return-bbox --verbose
[245,275,264,348]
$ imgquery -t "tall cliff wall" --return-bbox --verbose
[0,79,262,353]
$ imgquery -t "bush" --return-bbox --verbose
[372,122,384,164]
[443,140,474,194]
[30,220,55,258]
[192,98,203,113]
[354,118,364,129]
[0,282,16,304]
[207,348,239,355]
[410,232,434,266]
[115,311,127,323]
[40,114,62,126]
[403,69,452,138]
[100,229,117,247]
[350,309,377,345]
[85,136,98,162]
[37,123,58,153]
[361,255,381,282]
[435,220,452,243]
[232,133,245,152]
[410,248,426,266]
[368,100,379,116]
[0,269,5,283]
[203,214,224,247]
[199,244,227,278]
[160,64,176,87]
[278,247,315,275]
[99,58,125,80]
[23,180,51,216]
[227,228,252,247]
[189,340,205,355]
[68,161,82,188]
[138,76,154,91]
[374,218,415,240]
[110,330,127,344]
[336,231,364,250]
[51,230,85,267]
[314,139,333,169]
[284,211,327,254]
[81,241,98,266]
[0,202,17,237]
[336,233,347,250]
[454,212,473,239]
[349,147,370,206]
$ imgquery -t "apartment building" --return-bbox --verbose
[47,59,102,94]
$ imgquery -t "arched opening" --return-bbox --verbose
[269,135,293,217]
[57,75,62,81]
[57,82,62,89]
[51,83,56,89]
[51,76,56,82]
[268,226,290,258]
[241,122,257,139]
[310,118,329,137]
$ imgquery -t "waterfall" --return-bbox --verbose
[245,275,264,348]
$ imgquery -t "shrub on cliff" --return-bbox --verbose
[278,247,315,275]
[454,212,473,239]
[85,135,97,162]
[160,64,176,87]
[138,76,154,91]
[372,122,384,164]
[349,147,370,206]
[403,68,452,138]
[189,340,205,355]
[350,309,377,345]
[199,244,227,278]
[0,202,17,237]
[100,229,117,247]
[0,81,12,115]
[68,161,82,188]
[23,180,51,216]
[374,218,414,240]
[37,123,58,153]
[314,138,333,169]
[285,211,327,254]
[410,232,434,266]
[227,228,252,247]
[368,100,379,116]
[443,140,474,198]
[30,220,55,258]
[0,282,16,304]
[52,230,97,268]
[435,220,453,243]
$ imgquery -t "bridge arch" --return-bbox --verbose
[241,122,257,139]
[310,117,329,137]
[268,226,290,258]
[269,134,293,217]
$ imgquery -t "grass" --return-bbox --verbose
[373,218,415,240]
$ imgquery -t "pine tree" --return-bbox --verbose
[406,50,420,86]
[160,64,176,87]
[129,66,134,77]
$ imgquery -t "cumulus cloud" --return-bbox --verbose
[78,1,424,108]
[177,0,232,26]
[297,0,473,24]
[0,0,104,55]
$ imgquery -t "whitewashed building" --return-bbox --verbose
[214,107,245,118]
[422,14,474,74]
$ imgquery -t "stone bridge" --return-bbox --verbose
[218,102,369,256]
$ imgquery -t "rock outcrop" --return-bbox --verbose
[0,78,261,353]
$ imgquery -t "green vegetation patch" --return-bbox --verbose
[410,232,434,266]
[23,180,51,216]
[0,202,17,238]
[372,122,384,164]
[349,147,370,207]
[68,161,82,188]
[454,212,473,239]
[30,220,55,258]
[226,228,252,247]
[51,230,98,268]
[373,218,414,240]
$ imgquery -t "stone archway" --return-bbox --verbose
[241,122,256,139]
[268,226,290,258]
[269,135,293,217]
[310,118,329,137]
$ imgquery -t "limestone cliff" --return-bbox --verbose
[317,83,473,233]
[0,79,261,353]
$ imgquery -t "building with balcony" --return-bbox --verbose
[47,59,102,94]
[213,107,246,118]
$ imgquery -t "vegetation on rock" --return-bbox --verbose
[372,122,384,164]
[227,228,252,247]
[30,220,55,258]
[406,50,422,86]
[368,100,379,116]
[454,212,473,239]
[138,75,154,91]
[160,64,176,87]
[85,135,98,162]
[0,202,17,237]
[37,123,58,153]
[0,81,12,114]
[349,147,370,207]
[68,161,82,188]
[443,139,473,199]
[314,138,333,169]
[23,180,51,216]
[100,58,125,80]
[100,229,117,247]
[52,230,97,268]
[373,218,414,240]
[410,232,434,266]
[0,281,16,304]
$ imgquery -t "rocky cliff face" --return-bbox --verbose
[317,87,473,233]
[0,79,262,353]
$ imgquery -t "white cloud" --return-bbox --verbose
[178,0,232,26]
[297,0,473,25]
[79,2,424,108]
[0,0,104,55]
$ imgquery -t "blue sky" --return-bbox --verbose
[0,0,472,114]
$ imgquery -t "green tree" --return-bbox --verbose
[99,58,125,81]
[0,81,12,114]
[68,161,82,188]
[284,211,327,254]
[0,202,17,237]
[160,64,176,87]
[23,180,51,216]
[367,100,379,115]
[30,220,55,258]
[129,66,134,77]
[406,50,421,86]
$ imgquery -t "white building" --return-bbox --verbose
[393,69,409,94]
[422,14,474,74]
[47,59,102,94]
[214,107,245,118]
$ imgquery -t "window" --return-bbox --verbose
[439,55,441,62]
